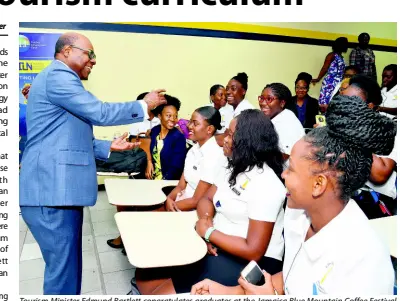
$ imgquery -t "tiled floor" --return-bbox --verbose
[19,190,135,295]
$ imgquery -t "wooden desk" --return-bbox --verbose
[105,179,179,206]
[115,211,206,268]
[369,216,397,257]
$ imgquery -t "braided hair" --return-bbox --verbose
[305,95,396,201]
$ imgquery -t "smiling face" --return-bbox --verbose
[188,111,212,143]
[158,105,178,130]
[226,79,246,108]
[281,138,327,209]
[259,88,285,119]
[295,80,309,99]
[211,87,227,110]
[63,36,96,80]
[223,118,236,157]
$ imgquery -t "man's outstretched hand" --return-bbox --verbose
[110,132,140,151]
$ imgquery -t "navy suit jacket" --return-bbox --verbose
[20,60,145,207]
[150,125,186,180]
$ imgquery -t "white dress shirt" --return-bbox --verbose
[381,85,397,119]
[366,134,397,199]
[129,117,160,135]
[271,109,305,156]
[212,159,286,260]
[283,200,394,295]
[206,103,234,134]
[177,136,224,201]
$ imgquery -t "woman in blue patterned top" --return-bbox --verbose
[312,37,348,110]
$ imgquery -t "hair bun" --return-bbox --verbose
[236,72,248,82]
[296,72,312,85]
[326,95,396,155]
[232,72,248,91]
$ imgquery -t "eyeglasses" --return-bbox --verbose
[258,95,278,103]
[295,86,308,91]
[70,45,96,60]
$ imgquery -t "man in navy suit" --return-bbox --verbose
[19,32,166,295]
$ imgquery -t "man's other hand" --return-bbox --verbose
[110,132,139,151]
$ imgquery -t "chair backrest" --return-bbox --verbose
[129,133,152,161]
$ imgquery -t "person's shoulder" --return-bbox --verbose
[150,125,161,137]
[283,108,301,121]
[308,96,319,105]
[249,164,285,190]
[170,127,186,140]
[337,201,390,256]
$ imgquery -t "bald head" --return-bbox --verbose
[54,32,96,80]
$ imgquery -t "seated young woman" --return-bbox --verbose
[107,94,186,250]
[191,95,396,295]
[165,106,225,212]
[136,109,287,294]
[258,83,305,161]
[147,94,187,180]
[208,84,234,147]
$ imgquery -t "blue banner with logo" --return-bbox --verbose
[19,32,61,164]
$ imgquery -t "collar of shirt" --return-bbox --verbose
[234,99,253,116]
[299,200,363,261]
[382,85,397,94]
[55,59,70,69]
[193,136,217,157]
[271,108,290,125]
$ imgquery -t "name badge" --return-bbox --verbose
[231,186,241,196]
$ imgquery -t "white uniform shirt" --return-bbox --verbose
[223,99,255,129]
[206,103,234,134]
[283,200,394,295]
[212,160,286,260]
[271,109,305,156]
[129,117,160,135]
[233,99,255,118]
[381,85,397,119]
[178,136,224,200]
[366,134,397,199]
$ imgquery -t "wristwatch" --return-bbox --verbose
[204,227,215,242]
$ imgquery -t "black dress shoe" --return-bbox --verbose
[107,239,124,249]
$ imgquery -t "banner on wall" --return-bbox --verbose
[19,32,61,163]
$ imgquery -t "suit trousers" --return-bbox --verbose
[20,206,84,295]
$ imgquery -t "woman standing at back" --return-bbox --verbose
[292,72,319,128]
[312,37,349,110]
